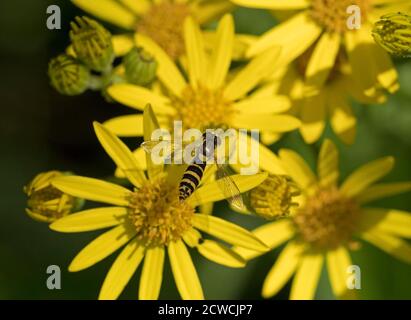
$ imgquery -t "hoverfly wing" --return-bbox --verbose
[215,162,246,211]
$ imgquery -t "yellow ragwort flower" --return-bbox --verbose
[104,15,299,177]
[24,171,84,223]
[231,0,409,98]
[49,106,268,300]
[71,0,234,60]
[253,46,389,145]
[234,139,411,300]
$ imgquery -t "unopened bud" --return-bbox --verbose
[24,171,84,223]
[70,16,115,71]
[48,54,90,95]
[123,47,158,86]
[249,174,300,220]
[372,12,411,57]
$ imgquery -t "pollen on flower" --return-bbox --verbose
[137,1,190,60]
[127,176,194,247]
[293,187,360,249]
[171,84,234,131]
[310,0,371,33]
[249,175,300,220]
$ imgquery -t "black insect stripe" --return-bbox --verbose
[179,180,195,195]
[182,172,200,187]
[186,164,204,180]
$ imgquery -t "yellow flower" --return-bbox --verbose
[231,0,408,97]
[24,171,84,223]
[71,0,234,60]
[49,106,268,300]
[234,139,411,300]
[254,47,388,145]
[105,15,299,175]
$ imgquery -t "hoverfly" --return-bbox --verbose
[141,131,246,211]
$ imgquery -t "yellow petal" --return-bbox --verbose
[299,93,326,143]
[199,202,214,215]
[345,24,398,95]
[184,16,207,87]
[94,122,146,188]
[230,132,287,175]
[361,230,411,264]
[50,207,127,233]
[193,214,268,252]
[233,96,291,114]
[197,240,246,268]
[107,84,173,114]
[208,14,234,89]
[262,240,304,298]
[290,253,324,300]
[317,139,339,187]
[340,157,395,198]
[25,209,52,223]
[135,34,187,97]
[119,0,150,15]
[357,182,411,204]
[143,105,163,179]
[326,246,353,299]
[69,224,135,272]
[182,228,202,248]
[103,115,144,137]
[233,219,295,260]
[72,0,136,29]
[231,0,310,9]
[168,240,204,300]
[304,32,341,95]
[224,47,281,101]
[231,114,301,132]
[139,246,165,300]
[359,208,411,238]
[328,83,357,144]
[246,12,322,60]
[188,173,268,207]
[99,239,145,300]
[192,0,234,25]
[52,176,130,206]
[112,34,135,56]
[279,149,317,191]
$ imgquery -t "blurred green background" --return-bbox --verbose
[0,0,410,299]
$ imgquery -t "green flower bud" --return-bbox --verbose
[48,54,90,95]
[24,171,84,223]
[372,12,411,58]
[70,16,115,72]
[123,47,158,86]
[249,174,300,220]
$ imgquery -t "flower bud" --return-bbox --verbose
[372,12,411,57]
[24,171,84,223]
[70,16,115,72]
[48,54,90,95]
[123,47,158,86]
[249,174,300,220]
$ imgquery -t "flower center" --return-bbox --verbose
[171,84,234,131]
[293,187,360,249]
[249,174,300,220]
[137,1,189,60]
[310,0,371,33]
[127,176,194,247]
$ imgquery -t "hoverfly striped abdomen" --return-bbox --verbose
[179,162,206,201]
